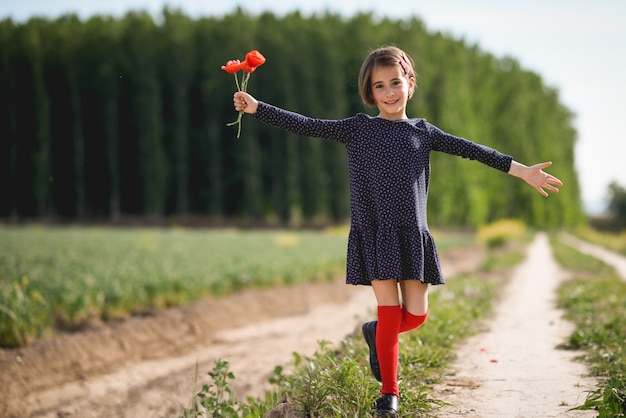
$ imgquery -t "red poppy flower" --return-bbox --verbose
[241,62,256,73]
[222,50,266,138]
[245,50,266,69]
[221,59,243,74]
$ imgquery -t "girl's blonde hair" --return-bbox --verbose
[358,46,417,107]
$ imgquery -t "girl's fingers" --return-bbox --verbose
[549,176,563,186]
[233,95,247,111]
[536,161,553,170]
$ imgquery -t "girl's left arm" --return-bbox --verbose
[428,125,562,197]
[507,161,563,197]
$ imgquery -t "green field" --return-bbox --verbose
[0,225,476,348]
[0,226,344,346]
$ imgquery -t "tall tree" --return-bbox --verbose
[0,20,19,219]
[195,16,224,217]
[608,182,626,230]
[24,19,52,217]
[52,15,87,218]
[79,16,125,219]
[100,19,123,219]
[121,12,167,218]
[161,8,194,217]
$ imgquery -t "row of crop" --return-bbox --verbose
[0,226,351,347]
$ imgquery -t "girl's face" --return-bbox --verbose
[370,64,415,120]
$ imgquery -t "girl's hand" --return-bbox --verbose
[509,161,563,197]
[234,91,258,114]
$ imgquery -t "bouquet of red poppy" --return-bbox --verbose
[221,50,266,138]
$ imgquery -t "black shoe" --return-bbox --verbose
[373,394,398,417]
[362,320,381,382]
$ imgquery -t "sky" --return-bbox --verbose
[3,0,625,214]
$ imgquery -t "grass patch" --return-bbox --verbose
[552,235,626,416]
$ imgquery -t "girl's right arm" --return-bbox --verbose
[232,91,354,143]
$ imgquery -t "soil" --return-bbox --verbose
[2,233,624,418]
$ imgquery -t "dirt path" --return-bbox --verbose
[561,233,626,280]
[4,234,623,418]
[19,286,377,418]
[431,233,599,417]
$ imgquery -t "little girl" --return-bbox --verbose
[231,45,562,417]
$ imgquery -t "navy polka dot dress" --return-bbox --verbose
[254,102,513,286]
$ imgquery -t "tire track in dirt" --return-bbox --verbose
[431,233,598,418]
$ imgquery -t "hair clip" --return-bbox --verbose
[399,53,411,75]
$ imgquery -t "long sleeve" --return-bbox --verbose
[427,123,513,173]
[253,101,359,144]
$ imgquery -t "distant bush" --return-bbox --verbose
[477,219,527,249]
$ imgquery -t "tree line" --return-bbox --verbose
[0,8,585,227]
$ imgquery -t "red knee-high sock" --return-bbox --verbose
[399,305,428,333]
[377,305,402,396]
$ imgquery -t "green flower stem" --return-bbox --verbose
[233,72,240,91]
[227,72,252,138]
